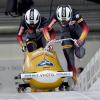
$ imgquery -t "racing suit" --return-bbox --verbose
[16,16,56,52]
[43,9,89,79]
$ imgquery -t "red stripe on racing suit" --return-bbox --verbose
[78,20,89,41]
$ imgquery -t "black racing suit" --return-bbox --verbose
[43,9,89,76]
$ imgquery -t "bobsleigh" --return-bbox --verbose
[15,38,74,92]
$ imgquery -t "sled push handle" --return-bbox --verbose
[45,38,75,50]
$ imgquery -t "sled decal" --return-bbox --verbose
[37,60,54,66]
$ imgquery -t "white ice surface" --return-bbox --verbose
[0,91,100,100]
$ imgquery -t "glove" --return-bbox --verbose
[48,39,56,46]
[47,39,56,51]
[22,46,26,52]
[74,39,84,47]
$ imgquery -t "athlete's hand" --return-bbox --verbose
[22,46,26,52]
[74,39,84,47]
[47,39,56,50]
[48,39,56,46]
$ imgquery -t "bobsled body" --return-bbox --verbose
[23,48,64,89]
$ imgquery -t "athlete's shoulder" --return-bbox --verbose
[72,9,82,21]
[52,13,58,20]
[20,16,26,26]
[41,16,47,22]
[18,15,28,30]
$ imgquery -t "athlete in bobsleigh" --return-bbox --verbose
[16,8,56,53]
[42,4,89,83]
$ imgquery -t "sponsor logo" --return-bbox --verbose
[37,60,53,66]
[21,71,73,79]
